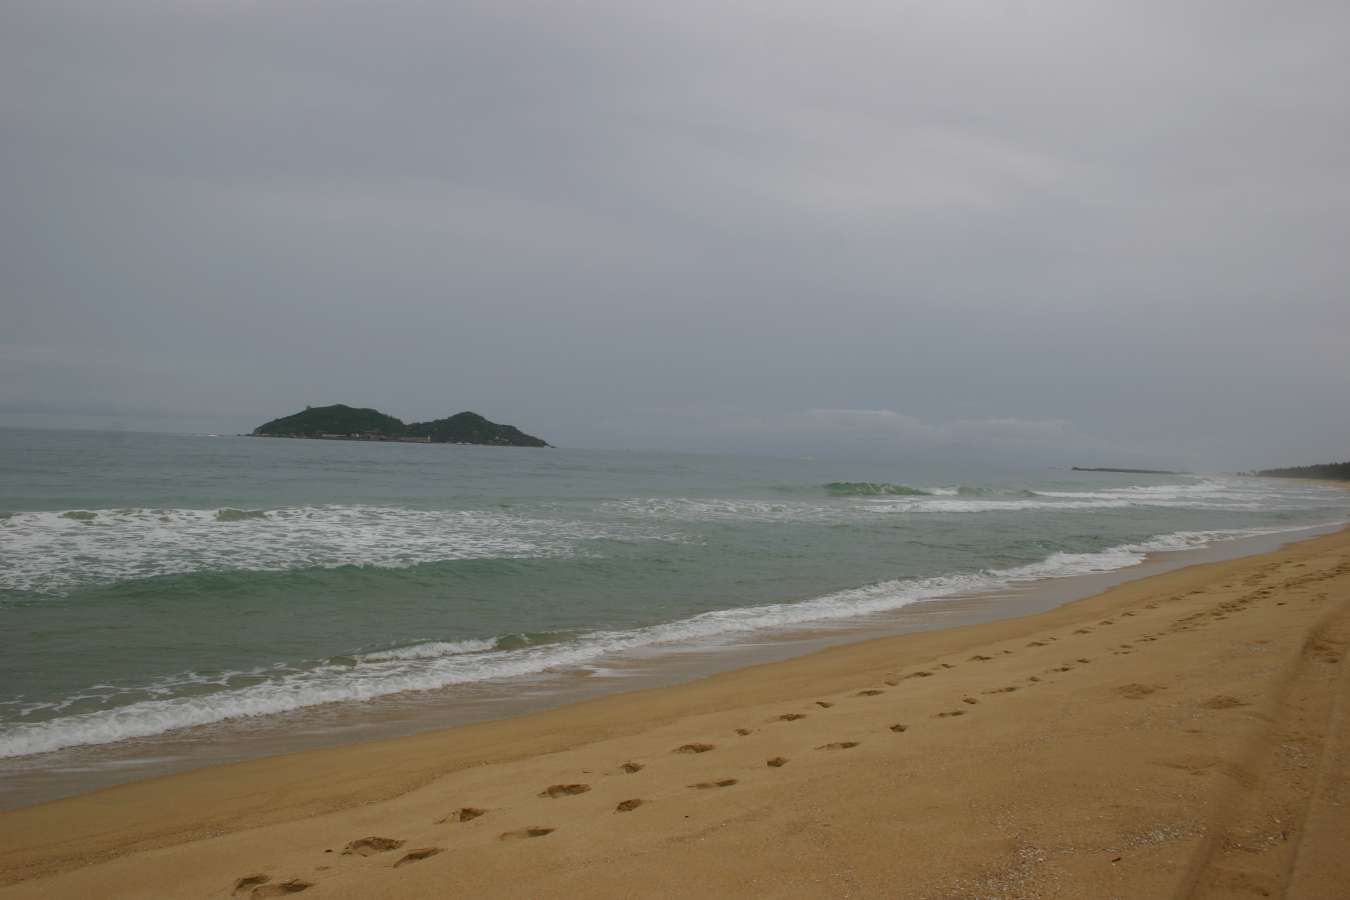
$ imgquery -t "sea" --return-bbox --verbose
[1,428,1346,807]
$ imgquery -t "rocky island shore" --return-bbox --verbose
[250,405,549,447]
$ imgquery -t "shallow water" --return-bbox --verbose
[2,428,1345,770]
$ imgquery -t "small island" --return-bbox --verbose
[251,404,550,447]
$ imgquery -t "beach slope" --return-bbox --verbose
[2,529,1348,899]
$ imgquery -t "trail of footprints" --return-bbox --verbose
[234,657,1008,895]
[227,647,1047,896]
[233,561,1339,897]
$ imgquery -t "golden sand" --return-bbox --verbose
[2,527,1348,898]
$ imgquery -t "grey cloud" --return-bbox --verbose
[3,0,1349,469]
[781,410,1081,454]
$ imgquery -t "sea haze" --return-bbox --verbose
[1,428,1346,767]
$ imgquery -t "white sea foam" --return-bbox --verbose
[606,493,1173,521]
[0,523,1323,760]
[355,639,498,662]
[0,506,679,594]
[867,497,1138,513]
[606,478,1341,522]
[605,497,854,523]
[869,477,1330,514]
[1027,479,1340,510]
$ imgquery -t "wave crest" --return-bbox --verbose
[0,506,680,595]
[214,508,269,522]
[0,523,1327,760]
[824,482,930,496]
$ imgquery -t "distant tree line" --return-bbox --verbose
[1255,461,1350,480]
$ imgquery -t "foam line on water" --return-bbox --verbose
[0,505,681,594]
[605,477,1339,523]
[0,523,1325,760]
[355,639,498,662]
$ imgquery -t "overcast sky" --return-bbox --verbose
[3,1,1348,469]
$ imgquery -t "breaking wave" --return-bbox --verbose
[608,478,1343,523]
[0,523,1319,759]
[824,482,930,496]
[0,506,680,595]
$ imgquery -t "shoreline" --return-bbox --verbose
[2,524,1348,896]
[2,521,1340,812]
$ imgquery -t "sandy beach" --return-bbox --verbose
[2,526,1348,899]
[9,0,1350,894]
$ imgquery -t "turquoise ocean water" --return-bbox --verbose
[1,428,1346,767]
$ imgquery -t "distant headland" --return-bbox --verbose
[1252,460,1350,480]
[250,404,550,447]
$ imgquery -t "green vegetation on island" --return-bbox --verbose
[1254,461,1350,481]
[251,404,549,447]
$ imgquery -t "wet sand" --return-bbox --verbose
[2,526,1349,898]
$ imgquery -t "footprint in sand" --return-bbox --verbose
[735,728,752,736]
[394,848,443,868]
[438,807,487,824]
[884,679,900,686]
[817,741,860,750]
[540,784,590,798]
[619,762,644,774]
[1076,658,1091,664]
[766,756,788,767]
[500,827,555,840]
[234,875,271,896]
[969,655,993,662]
[1073,628,1092,635]
[342,837,405,857]
[251,880,313,898]
[856,689,884,697]
[904,671,933,680]
[936,711,966,718]
[1116,683,1163,699]
[815,701,835,708]
[674,743,716,754]
[778,713,807,722]
[940,663,956,669]
[1199,695,1247,710]
[889,724,909,732]
[615,799,644,812]
[962,697,979,705]
[982,686,1018,694]
[690,779,738,789]
[1027,641,1048,647]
